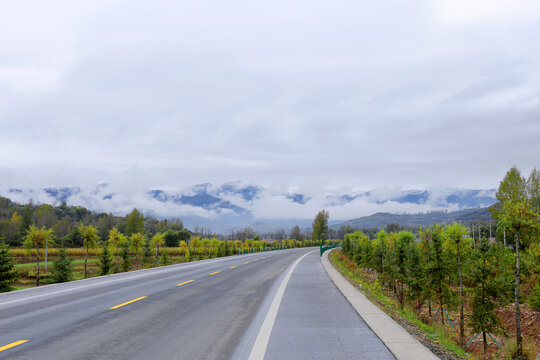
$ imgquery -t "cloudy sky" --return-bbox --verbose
[0,0,539,221]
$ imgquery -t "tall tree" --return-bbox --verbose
[498,199,539,357]
[79,224,99,279]
[23,225,54,286]
[290,225,304,241]
[151,232,165,265]
[429,226,453,324]
[446,222,469,342]
[125,209,144,236]
[130,233,145,269]
[312,210,329,243]
[470,239,502,352]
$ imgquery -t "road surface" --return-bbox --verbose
[0,248,394,359]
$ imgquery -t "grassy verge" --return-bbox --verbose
[330,249,470,359]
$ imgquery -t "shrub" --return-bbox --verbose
[51,248,73,283]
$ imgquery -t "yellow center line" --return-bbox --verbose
[253,259,259,261]
[110,296,147,309]
[229,266,238,269]
[209,271,221,275]
[244,262,250,264]
[177,280,195,286]
[0,340,28,352]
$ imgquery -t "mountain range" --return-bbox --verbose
[1,182,498,233]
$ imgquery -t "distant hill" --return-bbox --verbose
[331,207,495,230]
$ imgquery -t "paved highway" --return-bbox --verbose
[0,248,394,359]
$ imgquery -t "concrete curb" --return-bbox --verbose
[321,249,439,360]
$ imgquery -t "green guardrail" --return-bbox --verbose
[320,244,340,256]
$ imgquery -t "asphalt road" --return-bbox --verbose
[0,248,393,360]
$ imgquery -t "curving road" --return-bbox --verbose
[0,248,394,359]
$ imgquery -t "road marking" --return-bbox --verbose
[253,259,259,261]
[0,340,28,352]
[244,262,250,264]
[209,271,221,275]
[177,280,195,286]
[248,251,313,360]
[229,266,238,269]
[0,255,248,307]
[110,296,147,309]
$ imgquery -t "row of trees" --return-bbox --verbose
[7,222,334,289]
[341,167,539,357]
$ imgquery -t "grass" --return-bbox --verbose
[330,250,470,359]
[15,259,98,268]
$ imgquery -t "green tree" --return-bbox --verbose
[406,242,427,314]
[446,222,469,341]
[120,241,131,272]
[151,232,165,265]
[125,209,144,236]
[23,225,54,286]
[130,232,145,269]
[160,249,170,265]
[0,242,17,292]
[20,204,33,239]
[98,245,113,275]
[142,238,153,267]
[79,224,99,279]
[51,248,73,283]
[470,239,502,352]
[498,199,539,356]
[429,226,453,324]
[394,231,414,309]
[108,227,122,264]
[312,210,329,243]
[290,225,304,241]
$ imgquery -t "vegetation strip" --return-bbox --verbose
[0,340,29,352]
[209,271,221,275]
[109,296,147,309]
[176,280,194,286]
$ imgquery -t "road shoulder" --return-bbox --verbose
[321,249,440,360]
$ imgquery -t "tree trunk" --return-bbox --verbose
[514,232,522,356]
[457,242,464,341]
[84,244,88,279]
[36,245,40,287]
[483,331,487,351]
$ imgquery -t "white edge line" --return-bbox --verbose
[248,250,314,360]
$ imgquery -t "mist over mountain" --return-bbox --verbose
[0,181,497,233]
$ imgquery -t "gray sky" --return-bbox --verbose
[1,0,539,219]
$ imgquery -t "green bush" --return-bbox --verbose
[51,248,73,283]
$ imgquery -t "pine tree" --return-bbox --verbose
[99,245,112,275]
[470,239,502,352]
[429,226,453,324]
[141,238,153,267]
[406,243,427,314]
[446,222,469,342]
[160,250,170,266]
[51,248,73,283]
[0,242,17,292]
[121,242,131,272]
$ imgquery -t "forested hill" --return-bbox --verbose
[331,207,494,230]
[0,196,189,247]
